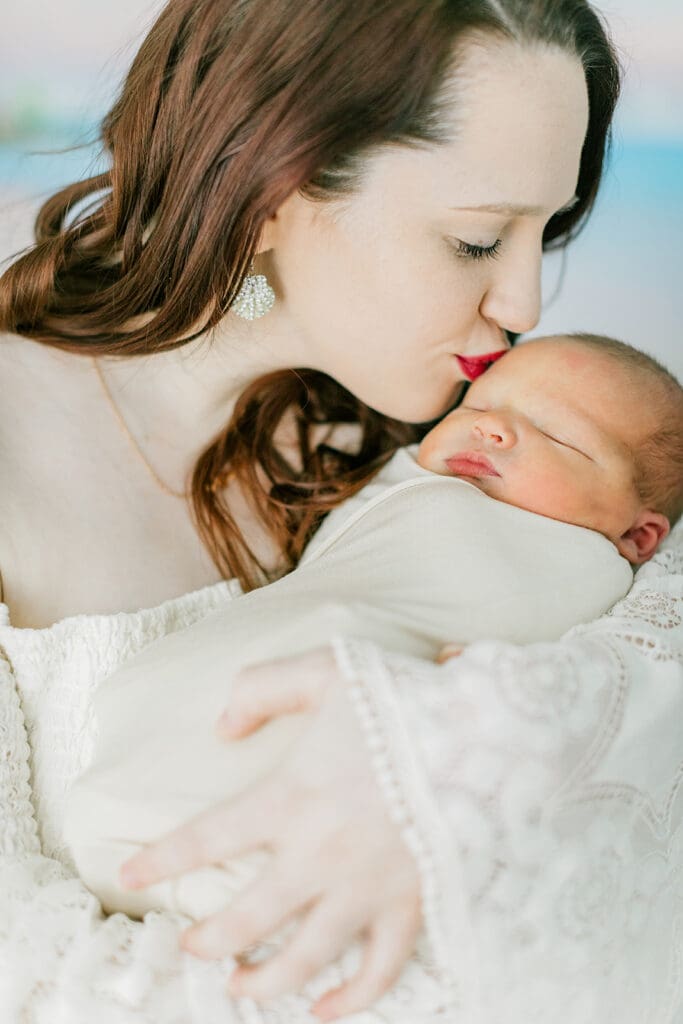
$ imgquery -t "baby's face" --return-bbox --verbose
[417,337,656,547]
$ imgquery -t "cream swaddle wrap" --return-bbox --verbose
[64,446,633,919]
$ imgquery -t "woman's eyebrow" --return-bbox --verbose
[448,195,579,217]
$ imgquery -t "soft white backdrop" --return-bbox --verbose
[0,0,681,374]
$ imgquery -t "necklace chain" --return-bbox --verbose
[92,357,190,500]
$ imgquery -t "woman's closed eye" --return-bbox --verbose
[449,238,503,262]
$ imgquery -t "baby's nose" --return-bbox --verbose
[472,413,516,449]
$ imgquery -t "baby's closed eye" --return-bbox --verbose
[540,431,592,459]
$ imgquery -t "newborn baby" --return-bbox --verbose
[311,331,678,567]
[65,333,683,921]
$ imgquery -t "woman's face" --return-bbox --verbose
[260,37,590,423]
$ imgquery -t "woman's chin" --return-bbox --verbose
[368,385,466,427]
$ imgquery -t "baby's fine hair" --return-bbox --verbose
[569,333,683,527]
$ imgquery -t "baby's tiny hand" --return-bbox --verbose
[436,643,465,664]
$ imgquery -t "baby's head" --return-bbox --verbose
[417,334,683,564]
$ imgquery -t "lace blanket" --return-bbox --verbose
[0,521,682,1021]
[332,520,683,1022]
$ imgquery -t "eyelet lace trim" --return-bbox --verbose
[330,634,470,1016]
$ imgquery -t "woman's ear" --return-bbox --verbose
[256,188,302,254]
[255,221,277,254]
[616,509,670,564]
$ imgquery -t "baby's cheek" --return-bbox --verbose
[588,475,638,533]
[416,419,458,472]
[563,473,628,535]
[518,469,583,521]
[415,434,436,470]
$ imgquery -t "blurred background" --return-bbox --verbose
[0,0,681,374]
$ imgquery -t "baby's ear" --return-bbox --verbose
[616,510,670,564]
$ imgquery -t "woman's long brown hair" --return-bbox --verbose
[0,0,621,592]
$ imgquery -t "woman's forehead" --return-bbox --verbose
[368,40,589,215]
[453,51,585,186]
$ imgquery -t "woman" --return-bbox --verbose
[0,0,680,1021]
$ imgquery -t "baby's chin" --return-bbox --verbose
[448,473,497,495]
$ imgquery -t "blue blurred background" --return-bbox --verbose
[0,0,681,375]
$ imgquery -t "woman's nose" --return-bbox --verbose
[478,240,542,335]
[471,413,517,449]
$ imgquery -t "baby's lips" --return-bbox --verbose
[456,349,507,381]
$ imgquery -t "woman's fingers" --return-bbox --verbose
[217,646,336,738]
[310,904,421,1021]
[181,858,319,961]
[118,641,424,1014]
[123,647,339,889]
[226,890,367,1002]
[119,777,281,889]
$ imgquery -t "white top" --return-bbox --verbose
[1,443,682,1023]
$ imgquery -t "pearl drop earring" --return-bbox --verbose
[229,259,276,320]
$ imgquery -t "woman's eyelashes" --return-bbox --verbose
[450,237,503,262]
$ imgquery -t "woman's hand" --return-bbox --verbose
[118,645,422,1022]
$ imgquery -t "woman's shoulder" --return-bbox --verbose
[0,333,88,618]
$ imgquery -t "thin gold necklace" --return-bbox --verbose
[92,357,190,500]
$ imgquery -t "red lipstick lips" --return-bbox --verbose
[456,349,507,381]
[444,452,500,478]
